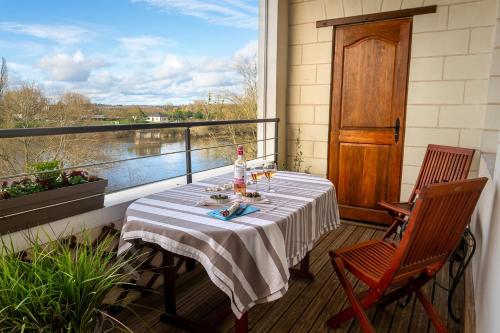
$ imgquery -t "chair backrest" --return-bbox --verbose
[394,178,487,277]
[409,145,475,203]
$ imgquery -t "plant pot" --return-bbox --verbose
[0,179,108,235]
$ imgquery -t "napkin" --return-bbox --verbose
[207,205,260,221]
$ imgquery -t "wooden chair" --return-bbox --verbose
[379,144,474,220]
[328,177,487,333]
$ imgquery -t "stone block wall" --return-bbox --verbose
[286,0,499,198]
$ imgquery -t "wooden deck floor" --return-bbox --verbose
[116,223,464,333]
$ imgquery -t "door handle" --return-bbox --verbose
[394,118,400,143]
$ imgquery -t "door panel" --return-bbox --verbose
[328,19,411,225]
[338,143,390,208]
[341,38,396,128]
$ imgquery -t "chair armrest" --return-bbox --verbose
[378,201,412,217]
[383,218,405,241]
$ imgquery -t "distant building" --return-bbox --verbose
[146,112,168,122]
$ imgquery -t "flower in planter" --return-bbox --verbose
[0,161,102,201]
[1,179,45,198]
[66,170,90,185]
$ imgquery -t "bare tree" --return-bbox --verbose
[0,86,104,177]
[206,56,258,160]
[0,57,7,99]
[51,92,94,126]
[2,83,48,129]
[0,84,49,173]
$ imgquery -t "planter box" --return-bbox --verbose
[0,179,108,235]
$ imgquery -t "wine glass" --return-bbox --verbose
[264,161,277,192]
[250,164,263,192]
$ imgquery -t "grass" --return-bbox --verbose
[0,233,136,332]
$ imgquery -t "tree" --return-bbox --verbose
[0,57,7,100]
[0,86,104,177]
[2,83,48,129]
[51,92,94,126]
[206,56,259,160]
[123,106,147,122]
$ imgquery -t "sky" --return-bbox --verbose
[0,0,259,105]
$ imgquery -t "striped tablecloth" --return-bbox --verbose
[118,171,340,318]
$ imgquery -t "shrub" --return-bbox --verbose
[0,233,135,332]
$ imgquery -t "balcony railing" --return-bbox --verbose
[0,118,280,190]
[0,118,280,234]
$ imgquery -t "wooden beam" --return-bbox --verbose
[316,5,437,28]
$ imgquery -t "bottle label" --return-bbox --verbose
[234,167,245,184]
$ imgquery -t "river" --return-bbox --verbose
[92,135,233,192]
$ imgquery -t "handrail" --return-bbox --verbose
[0,118,280,188]
[0,118,280,139]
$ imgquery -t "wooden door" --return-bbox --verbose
[328,19,411,225]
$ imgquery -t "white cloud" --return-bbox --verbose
[131,0,258,29]
[0,22,88,44]
[39,51,107,82]
[155,54,186,78]
[11,39,258,105]
[118,35,176,51]
[235,40,258,63]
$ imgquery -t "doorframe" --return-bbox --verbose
[316,6,436,28]
[317,6,437,223]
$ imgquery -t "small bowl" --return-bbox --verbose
[209,195,230,205]
[242,192,263,203]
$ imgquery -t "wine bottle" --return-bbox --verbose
[233,145,247,195]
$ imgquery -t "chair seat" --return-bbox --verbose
[334,240,396,287]
[378,201,412,216]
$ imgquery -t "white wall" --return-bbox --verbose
[257,0,289,167]
[471,140,500,333]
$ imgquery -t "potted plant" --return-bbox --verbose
[0,233,134,332]
[0,160,108,234]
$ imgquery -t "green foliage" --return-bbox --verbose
[171,109,186,121]
[0,233,135,332]
[280,128,312,173]
[69,176,85,185]
[0,167,98,200]
[30,160,61,184]
[292,129,311,173]
[1,179,45,198]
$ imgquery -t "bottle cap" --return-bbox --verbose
[237,145,244,155]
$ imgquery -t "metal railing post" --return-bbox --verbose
[274,121,279,164]
[184,127,192,184]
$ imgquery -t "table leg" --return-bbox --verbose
[162,250,176,315]
[186,258,197,271]
[289,252,315,281]
[159,250,216,333]
[235,312,249,333]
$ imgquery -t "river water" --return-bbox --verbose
[92,135,233,192]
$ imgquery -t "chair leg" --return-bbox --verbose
[328,257,376,333]
[326,306,356,329]
[415,288,448,333]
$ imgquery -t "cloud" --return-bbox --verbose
[131,0,258,29]
[0,22,88,44]
[11,39,258,105]
[235,40,258,62]
[118,35,176,51]
[39,51,107,82]
[155,54,186,78]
